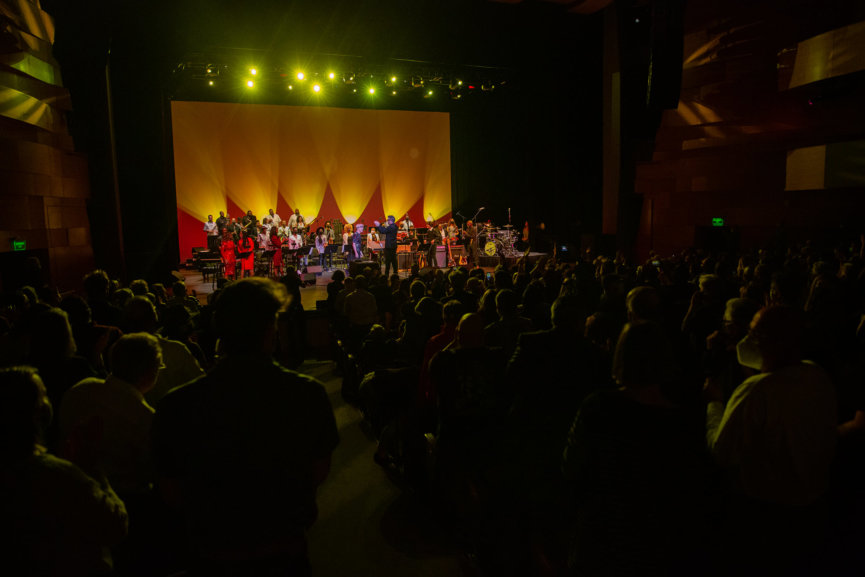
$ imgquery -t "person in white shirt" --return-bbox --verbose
[288,228,306,267]
[287,208,302,232]
[203,215,219,251]
[257,226,271,251]
[268,208,281,226]
[400,214,414,232]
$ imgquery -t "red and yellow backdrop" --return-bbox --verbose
[171,100,452,259]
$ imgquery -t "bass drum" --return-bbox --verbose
[484,240,502,257]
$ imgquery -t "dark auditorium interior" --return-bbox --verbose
[3,0,865,576]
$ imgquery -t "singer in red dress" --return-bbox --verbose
[269,226,284,277]
[220,229,236,280]
[237,229,255,278]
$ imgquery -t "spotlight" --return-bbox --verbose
[206,68,212,74]
[328,72,335,80]
[392,90,397,95]
[247,80,254,88]
[312,83,321,93]
[288,85,293,90]
[368,87,375,94]
[458,80,463,86]
[391,76,397,83]
[208,80,214,86]
[428,89,434,95]
[297,72,305,80]
[250,68,257,76]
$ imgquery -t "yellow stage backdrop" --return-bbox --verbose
[171,100,451,259]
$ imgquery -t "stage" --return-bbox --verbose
[179,251,549,311]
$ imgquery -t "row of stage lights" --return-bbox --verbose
[201,66,488,100]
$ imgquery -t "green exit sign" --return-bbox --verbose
[12,239,26,251]
[711,217,725,227]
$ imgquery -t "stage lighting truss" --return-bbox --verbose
[171,52,510,107]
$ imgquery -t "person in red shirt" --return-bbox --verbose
[219,229,236,280]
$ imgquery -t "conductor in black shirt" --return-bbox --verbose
[374,215,399,277]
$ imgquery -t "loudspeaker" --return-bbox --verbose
[435,245,447,268]
[307,265,323,274]
[349,260,377,277]
[301,273,316,283]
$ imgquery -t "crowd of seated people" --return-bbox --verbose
[0,266,333,576]
[327,236,865,576]
[2,231,865,575]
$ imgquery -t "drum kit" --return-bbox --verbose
[481,223,519,258]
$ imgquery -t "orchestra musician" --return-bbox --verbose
[220,228,236,280]
[315,227,331,270]
[373,215,399,277]
[242,210,257,235]
[400,213,414,233]
[287,228,306,267]
[203,214,219,251]
[237,228,255,278]
[215,211,229,236]
[342,224,353,263]
[256,226,271,251]
[269,226,283,277]
[287,208,302,232]
[267,208,281,226]
[367,226,381,262]
[324,222,336,245]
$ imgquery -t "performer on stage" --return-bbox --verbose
[220,229,236,280]
[269,226,283,277]
[242,210,257,235]
[267,208,281,226]
[447,218,459,241]
[373,215,399,277]
[400,214,414,232]
[288,228,306,267]
[203,215,219,251]
[324,222,336,245]
[215,211,229,235]
[351,224,364,261]
[287,208,302,232]
[237,229,255,278]
[256,226,271,251]
[315,227,331,270]
[366,226,381,263]
[463,219,479,267]
[342,224,353,263]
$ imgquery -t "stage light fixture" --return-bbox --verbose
[297,72,305,80]
[288,84,293,90]
[392,90,397,95]
[206,68,212,74]
[458,80,463,86]
[391,76,397,83]
[328,72,335,79]
[208,80,214,86]
[368,87,375,94]
[312,83,321,93]
[250,68,257,76]
[428,90,434,95]
[247,80,254,88]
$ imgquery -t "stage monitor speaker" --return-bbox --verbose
[435,245,447,268]
[301,273,316,283]
[397,252,413,270]
[307,265,323,274]
[349,260,377,277]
